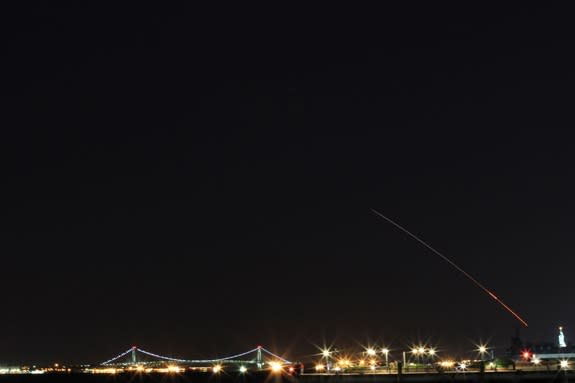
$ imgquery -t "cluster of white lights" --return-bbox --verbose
[411,346,436,356]
[317,344,441,373]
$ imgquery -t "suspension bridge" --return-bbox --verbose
[101,345,291,368]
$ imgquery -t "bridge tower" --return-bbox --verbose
[131,346,137,364]
[256,346,263,369]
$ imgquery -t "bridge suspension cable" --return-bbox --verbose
[101,348,136,365]
[135,348,191,363]
[101,346,291,365]
[260,347,291,363]
[135,346,262,363]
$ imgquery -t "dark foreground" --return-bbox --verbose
[0,371,280,383]
[0,371,574,383]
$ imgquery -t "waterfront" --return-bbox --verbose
[0,371,273,383]
[0,371,573,383]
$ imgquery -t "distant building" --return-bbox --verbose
[507,326,575,360]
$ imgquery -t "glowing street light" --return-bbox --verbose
[239,366,247,373]
[475,342,490,362]
[366,348,377,357]
[411,346,428,363]
[213,365,222,373]
[560,360,569,370]
[338,358,350,369]
[440,360,455,368]
[369,359,377,371]
[381,348,390,368]
[320,348,334,372]
[269,362,282,373]
[479,346,487,362]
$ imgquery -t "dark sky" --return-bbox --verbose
[3,4,575,365]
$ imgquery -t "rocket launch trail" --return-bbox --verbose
[371,209,528,327]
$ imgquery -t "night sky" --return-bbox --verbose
[4,4,575,365]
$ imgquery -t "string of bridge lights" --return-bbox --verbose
[137,347,258,363]
[101,348,136,366]
[101,346,291,366]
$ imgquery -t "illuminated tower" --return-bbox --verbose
[559,326,567,351]
[256,346,263,369]
[132,346,137,364]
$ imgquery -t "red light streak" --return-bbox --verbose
[372,209,528,327]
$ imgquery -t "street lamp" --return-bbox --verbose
[410,346,437,366]
[411,347,420,363]
[476,344,488,362]
[410,346,426,365]
[381,348,390,369]
[337,358,350,371]
[321,349,332,372]
[416,347,427,363]
[269,362,282,373]
[366,348,377,357]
